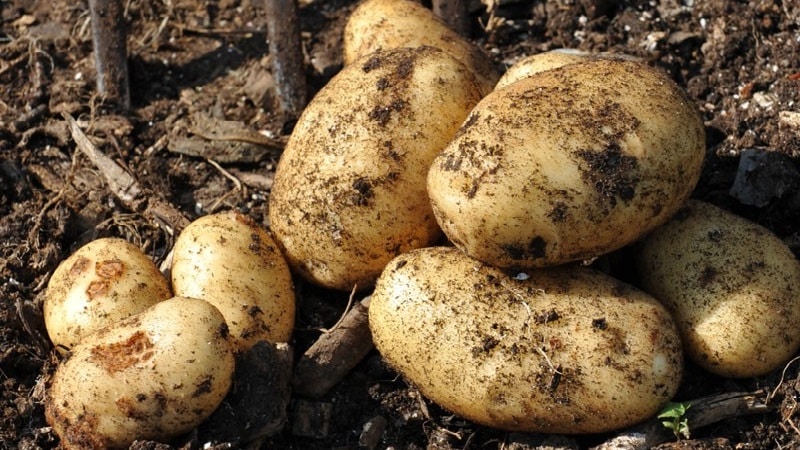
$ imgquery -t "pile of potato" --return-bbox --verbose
[43,212,295,448]
[42,0,800,445]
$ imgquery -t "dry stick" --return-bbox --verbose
[293,296,374,398]
[592,390,773,450]
[264,0,307,122]
[88,0,130,111]
[432,0,470,36]
[63,112,189,234]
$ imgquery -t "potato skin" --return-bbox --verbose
[171,211,295,350]
[427,59,705,269]
[45,297,235,449]
[44,237,172,351]
[496,51,591,89]
[343,0,499,96]
[369,246,683,433]
[636,200,800,378]
[268,46,483,291]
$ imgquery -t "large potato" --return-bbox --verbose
[171,211,295,351]
[45,297,235,449]
[268,46,484,291]
[428,59,705,269]
[44,237,172,351]
[636,200,800,378]
[343,0,499,96]
[370,246,683,433]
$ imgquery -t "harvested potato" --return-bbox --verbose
[636,200,800,378]
[44,237,171,351]
[268,46,484,291]
[428,59,705,269]
[45,296,235,449]
[496,50,591,89]
[370,246,683,433]
[171,211,295,351]
[343,0,499,96]
[496,50,642,90]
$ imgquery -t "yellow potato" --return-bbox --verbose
[496,50,641,90]
[171,211,295,351]
[343,0,499,96]
[268,46,483,291]
[496,51,591,89]
[44,237,172,351]
[636,200,800,378]
[428,59,705,269]
[370,246,683,434]
[45,297,235,449]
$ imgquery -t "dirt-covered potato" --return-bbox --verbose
[428,59,705,269]
[171,211,295,351]
[496,50,641,90]
[496,50,591,89]
[268,46,484,291]
[636,200,800,378]
[343,0,499,96]
[370,246,683,433]
[44,237,172,351]
[45,296,235,449]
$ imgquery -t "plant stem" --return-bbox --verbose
[88,0,130,111]
[264,0,307,123]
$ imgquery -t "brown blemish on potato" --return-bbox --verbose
[85,259,125,299]
[90,330,155,373]
[192,376,213,397]
[502,236,547,261]
[115,395,150,421]
[576,143,640,207]
[368,99,407,126]
[69,256,91,277]
[351,177,375,206]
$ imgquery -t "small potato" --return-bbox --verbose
[636,200,800,378]
[44,237,172,351]
[370,246,683,434]
[171,211,295,351]
[268,46,484,291]
[343,0,499,96]
[428,59,705,269]
[45,297,235,449]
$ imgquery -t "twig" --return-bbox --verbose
[292,296,374,398]
[432,0,470,36]
[63,112,189,233]
[592,390,773,450]
[264,0,307,122]
[88,0,130,111]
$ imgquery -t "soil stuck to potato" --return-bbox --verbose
[1,0,800,449]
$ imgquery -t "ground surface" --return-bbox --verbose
[1,0,800,449]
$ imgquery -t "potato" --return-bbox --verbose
[45,296,235,449]
[343,0,499,96]
[496,50,592,89]
[427,59,705,269]
[496,50,643,90]
[370,246,683,434]
[636,200,800,378]
[268,46,484,291]
[44,237,172,351]
[171,211,295,351]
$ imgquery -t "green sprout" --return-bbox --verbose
[658,402,692,440]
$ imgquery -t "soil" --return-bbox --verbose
[1,0,800,449]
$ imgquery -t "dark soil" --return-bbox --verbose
[2,0,800,449]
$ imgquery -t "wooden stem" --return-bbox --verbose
[292,297,373,398]
[264,0,307,122]
[88,0,130,111]
[432,0,470,36]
